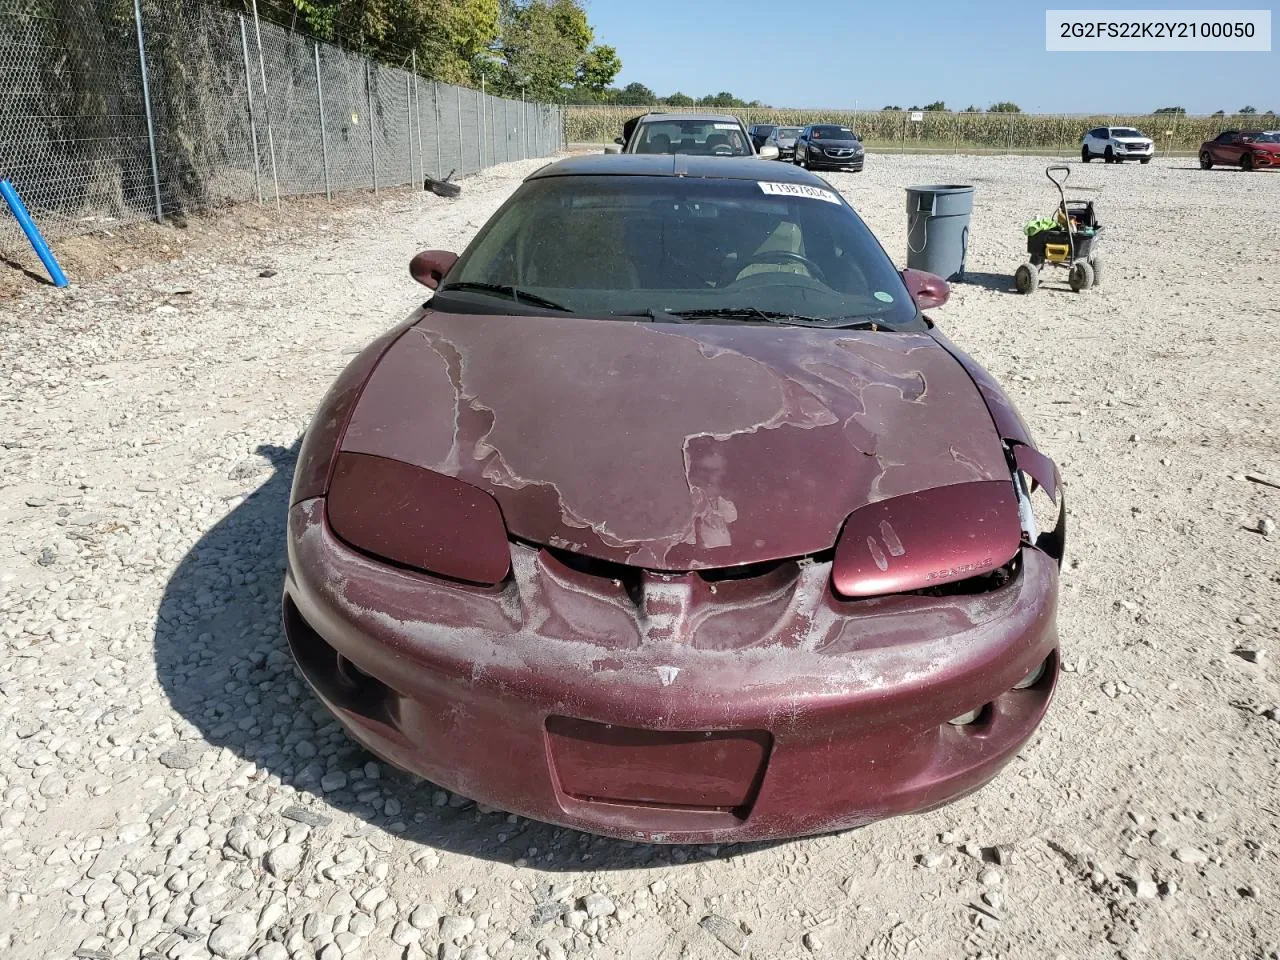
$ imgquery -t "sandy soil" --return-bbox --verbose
[1,153,1278,960]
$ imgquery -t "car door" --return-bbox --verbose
[796,126,810,160]
[1088,127,1105,152]
[1211,132,1238,163]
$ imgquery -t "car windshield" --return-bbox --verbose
[1111,128,1144,138]
[436,175,918,328]
[778,127,802,138]
[812,126,856,140]
[633,121,751,156]
[1252,132,1280,143]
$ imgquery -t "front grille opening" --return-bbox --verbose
[697,557,790,583]
[543,546,645,602]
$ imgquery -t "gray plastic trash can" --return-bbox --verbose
[905,184,974,281]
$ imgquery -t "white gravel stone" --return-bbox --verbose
[208,913,257,959]
[439,916,475,943]
[581,893,615,919]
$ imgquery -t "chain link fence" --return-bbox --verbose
[0,0,564,253]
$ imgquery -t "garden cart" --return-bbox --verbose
[1015,165,1103,294]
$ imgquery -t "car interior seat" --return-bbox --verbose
[704,133,729,153]
[641,133,671,154]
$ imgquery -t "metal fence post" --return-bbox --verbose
[131,0,163,222]
[406,71,413,184]
[367,62,377,192]
[250,0,281,209]
[314,44,330,200]
[432,81,442,176]
[412,52,424,184]
[480,80,487,169]
[521,88,527,159]
[477,87,484,169]
[238,15,262,203]
[456,85,464,174]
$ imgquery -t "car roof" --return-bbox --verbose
[635,112,742,124]
[527,154,836,184]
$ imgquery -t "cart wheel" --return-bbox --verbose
[1088,256,1103,287]
[1069,261,1094,292]
[1015,263,1039,295]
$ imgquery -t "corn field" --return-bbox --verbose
[566,106,1260,155]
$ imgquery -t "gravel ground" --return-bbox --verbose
[1,153,1278,960]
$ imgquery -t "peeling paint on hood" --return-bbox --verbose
[341,312,1009,570]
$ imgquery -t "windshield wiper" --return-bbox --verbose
[436,281,572,312]
[664,307,885,329]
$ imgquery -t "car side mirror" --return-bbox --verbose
[409,250,458,290]
[901,268,950,310]
[758,143,780,160]
[614,136,625,145]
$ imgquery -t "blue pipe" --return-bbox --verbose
[0,179,69,287]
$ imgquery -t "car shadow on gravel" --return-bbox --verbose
[154,440,780,871]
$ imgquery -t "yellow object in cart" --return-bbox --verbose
[1045,243,1070,263]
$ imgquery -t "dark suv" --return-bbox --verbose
[794,124,865,172]
[749,124,777,150]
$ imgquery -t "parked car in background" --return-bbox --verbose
[749,123,777,150]
[286,153,1065,842]
[1199,130,1280,170]
[1080,126,1154,163]
[765,125,803,161]
[615,113,778,159]
[794,124,865,172]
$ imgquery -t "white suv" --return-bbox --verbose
[1081,126,1154,164]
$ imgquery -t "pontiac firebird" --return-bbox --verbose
[283,155,1065,843]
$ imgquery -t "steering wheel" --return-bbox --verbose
[728,249,828,285]
[711,143,735,156]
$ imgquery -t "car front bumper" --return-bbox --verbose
[809,157,865,171]
[284,498,1059,843]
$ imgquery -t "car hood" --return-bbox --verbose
[1116,137,1151,144]
[776,137,797,147]
[341,312,1011,570]
[1248,141,1280,153]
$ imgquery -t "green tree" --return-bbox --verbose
[988,101,1020,113]
[282,0,501,86]
[1153,106,1186,115]
[883,105,902,111]
[615,81,657,105]
[1212,109,1225,116]
[1238,105,1257,114]
[575,43,620,92]
[665,92,695,107]
[699,91,741,107]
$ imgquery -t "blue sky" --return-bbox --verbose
[587,0,1277,114]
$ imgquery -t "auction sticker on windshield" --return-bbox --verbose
[758,182,842,204]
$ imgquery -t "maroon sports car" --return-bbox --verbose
[283,155,1065,843]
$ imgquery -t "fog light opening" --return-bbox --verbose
[948,704,991,727]
[1012,658,1048,690]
